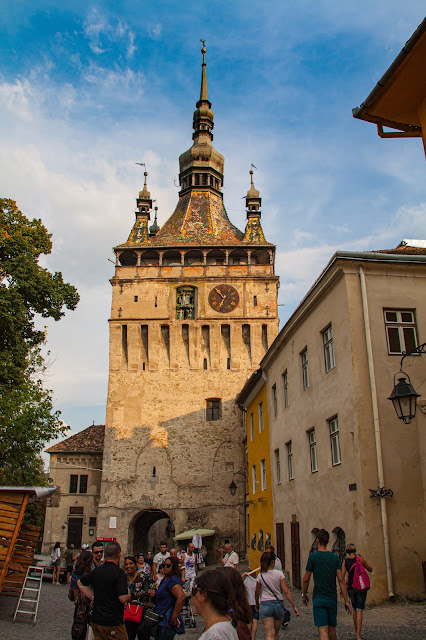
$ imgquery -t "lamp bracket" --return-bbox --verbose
[369,487,394,499]
[400,342,426,369]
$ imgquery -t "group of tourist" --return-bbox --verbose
[62,531,372,640]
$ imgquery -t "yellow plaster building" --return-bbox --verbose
[237,370,274,570]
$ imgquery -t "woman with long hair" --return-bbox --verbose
[341,543,373,640]
[124,555,156,640]
[152,556,186,640]
[192,568,238,640]
[51,541,62,585]
[219,567,252,640]
[136,552,151,577]
[255,551,299,640]
[68,549,93,639]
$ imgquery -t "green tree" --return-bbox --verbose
[0,198,79,389]
[0,198,79,485]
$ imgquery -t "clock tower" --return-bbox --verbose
[97,45,279,556]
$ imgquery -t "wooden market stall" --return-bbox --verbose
[0,487,57,596]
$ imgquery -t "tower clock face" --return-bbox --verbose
[208,284,239,313]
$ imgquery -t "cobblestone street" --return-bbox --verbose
[0,580,425,640]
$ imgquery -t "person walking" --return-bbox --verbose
[192,569,238,640]
[220,544,239,569]
[243,570,259,640]
[152,556,186,640]
[68,549,93,639]
[153,543,170,581]
[341,543,373,640]
[302,529,351,640]
[78,541,130,640]
[51,541,62,585]
[124,555,156,640]
[65,543,78,584]
[255,550,298,640]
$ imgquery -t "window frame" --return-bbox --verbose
[286,441,293,480]
[260,459,266,491]
[384,309,418,355]
[301,348,309,390]
[206,398,221,421]
[282,370,289,408]
[79,475,88,494]
[308,428,318,473]
[329,416,341,466]
[322,324,336,372]
[275,448,281,484]
[69,474,78,494]
[252,464,257,494]
[272,384,277,417]
[249,412,254,441]
[258,401,264,432]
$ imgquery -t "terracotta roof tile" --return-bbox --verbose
[372,242,426,255]
[46,425,105,454]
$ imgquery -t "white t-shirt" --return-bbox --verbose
[244,575,257,606]
[183,552,197,579]
[223,551,239,567]
[199,621,238,640]
[256,569,284,603]
[153,551,170,566]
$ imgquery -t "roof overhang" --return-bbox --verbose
[0,486,58,502]
[353,17,426,138]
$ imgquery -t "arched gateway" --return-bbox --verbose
[129,509,175,555]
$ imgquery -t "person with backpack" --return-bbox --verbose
[341,543,373,640]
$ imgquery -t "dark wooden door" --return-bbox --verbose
[290,521,301,588]
[276,522,285,569]
[67,518,83,548]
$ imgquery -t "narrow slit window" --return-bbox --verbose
[134,296,138,302]
[254,296,258,306]
[122,325,128,366]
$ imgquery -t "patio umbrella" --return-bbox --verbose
[173,528,215,541]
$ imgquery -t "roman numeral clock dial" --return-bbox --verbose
[208,284,239,313]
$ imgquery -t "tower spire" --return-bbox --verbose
[244,168,266,243]
[199,39,209,102]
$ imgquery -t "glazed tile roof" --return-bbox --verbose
[372,241,426,255]
[119,190,273,248]
[46,425,105,454]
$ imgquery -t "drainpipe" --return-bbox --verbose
[358,266,394,598]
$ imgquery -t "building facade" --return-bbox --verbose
[42,425,104,552]
[260,246,425,602]
[237,370,275,570]
[96,46,279,557]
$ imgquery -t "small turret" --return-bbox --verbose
[244,169,266,243]
[149,206,160,236]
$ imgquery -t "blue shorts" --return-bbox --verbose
[250,605,259,620]
[259,600,285,620]
[348,588,367,610]
[312,598,337,627]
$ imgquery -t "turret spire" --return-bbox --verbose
[199,39,209,102]
[244,168,266,243]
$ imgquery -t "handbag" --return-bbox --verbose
[71,619,88,640]
[140,609,163,638]
[124,603,143,623]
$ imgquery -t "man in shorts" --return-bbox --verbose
[302,529,351,640]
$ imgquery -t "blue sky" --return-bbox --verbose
[1,1,425,449]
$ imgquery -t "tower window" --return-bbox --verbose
[134,296,138,302]
[152,467,156,478]
[203,358,208,370]
[206,398,221,421]
[254,296,257,306]
[155,296,158,308]
[202,174,208,186]
[122,325,128,366]
[176,286,196,319]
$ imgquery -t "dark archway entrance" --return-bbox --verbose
[130,509,175,555]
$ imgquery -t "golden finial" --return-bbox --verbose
[200,39,206,65]
[144,171,148,186]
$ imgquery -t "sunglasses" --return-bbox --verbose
[164,563,172,568]
[93,551,103,554]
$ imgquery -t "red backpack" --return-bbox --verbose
[348,556,370,591]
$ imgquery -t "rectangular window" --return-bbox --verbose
[79,475,88,494]
[301,348,309,389]
[384,309,418,355]
[249,412,254,441]
[272,384,277,417]
[308,429,318,473]
[69,506,84,515]
[323,325,336,372]
[258,401,264,432]
[89,517,97,527]
[252,465,257,494]
[69,475,78,494]
[206,398,221,421]
[329,416,341,465]
[283,370,289,407]
[260,459,266,490]
[275,449,281,484]
[286,442,293,480]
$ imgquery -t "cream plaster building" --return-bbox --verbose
[42,425,104,552]
[95,46,279,558]
[261,244,425,602]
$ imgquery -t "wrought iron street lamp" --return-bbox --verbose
[228,470,246,496]
[388,343,425,424]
